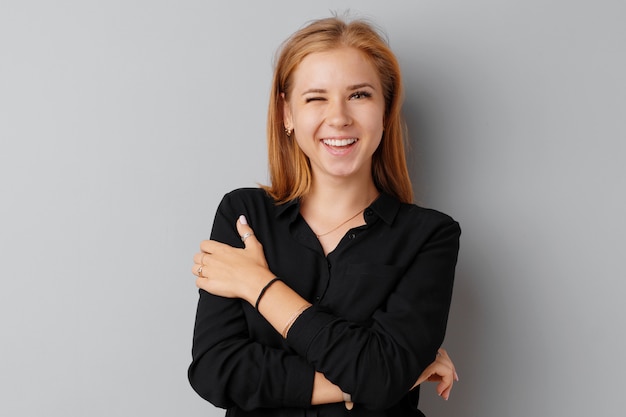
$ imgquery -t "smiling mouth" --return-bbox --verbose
[321,138,358,147]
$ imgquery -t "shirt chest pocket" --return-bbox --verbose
[325,263,403,323]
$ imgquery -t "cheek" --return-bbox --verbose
[371,134,383,153]
[292,118,322,145]
[366,111,385,137]
[292,136,315,159]
[292,108,317,130]
[365,114,384,150]
[362,102,385,128]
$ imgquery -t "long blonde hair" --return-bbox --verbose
[263,17,413,204]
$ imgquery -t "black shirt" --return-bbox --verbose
[189,188,461,416]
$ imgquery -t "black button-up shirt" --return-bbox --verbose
[189,188,461,416]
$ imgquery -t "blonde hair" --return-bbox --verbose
[263,17,413,204]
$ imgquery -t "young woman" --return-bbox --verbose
[189,17,461,416]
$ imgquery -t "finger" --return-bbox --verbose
[435,349,454,373]
[437,368,454,400]
[412,373,428,389]
[412,363,435,388]
[437,348,458,381]
[437,348,452,366]
[196,276,208,291]
[439,382,452,400]
[192,263,204,277]
[193,252,208,265]
[236,215,258,247]
[200,239,228,254]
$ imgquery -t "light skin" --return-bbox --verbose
[283,47,385,186]
[282,47,385,253]
[192,47,458,406]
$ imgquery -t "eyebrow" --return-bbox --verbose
[347,83,376,91]
[301,83,377,96]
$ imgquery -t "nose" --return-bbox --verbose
[325,100,352,128]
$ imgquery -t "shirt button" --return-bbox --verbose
[365,209,373,217]
[315,296,320,301]
[327,262,331,269]
[348,233,356,239]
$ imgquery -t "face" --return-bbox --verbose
[283,47,385,183]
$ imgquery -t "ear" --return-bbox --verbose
[281,92,293,131]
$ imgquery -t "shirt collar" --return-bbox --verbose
[275,192,400,226]
[275,197,301,221]
[369,192,400,226]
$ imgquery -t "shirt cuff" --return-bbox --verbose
[284,304,336,357]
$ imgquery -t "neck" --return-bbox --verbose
[301,174,379,222]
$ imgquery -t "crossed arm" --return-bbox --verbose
[189,214,458,409]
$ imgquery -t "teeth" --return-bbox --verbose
[322,138,357,147]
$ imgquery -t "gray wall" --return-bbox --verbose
[1,1,624,416]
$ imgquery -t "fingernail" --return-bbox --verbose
[454,371,459,381]
[239,215,248,225]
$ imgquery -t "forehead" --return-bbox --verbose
[290,47,382,90]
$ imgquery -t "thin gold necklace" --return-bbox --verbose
[314,207,367,238]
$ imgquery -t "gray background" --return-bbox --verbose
[1,1,624,416]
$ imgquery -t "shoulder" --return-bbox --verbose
[218,187,275,207]
[404,203,458,224]
[222,187,273,205]
[398,201,461,238]
[374,193,460,235]
[217,187,281,218]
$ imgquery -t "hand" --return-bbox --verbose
[411,348,458,400]
[192,215,274,303]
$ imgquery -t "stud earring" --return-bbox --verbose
[285,127,292,137]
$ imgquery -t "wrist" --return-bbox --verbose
[255,277,281,310]
[244,270,278,306]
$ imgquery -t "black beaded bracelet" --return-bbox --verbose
[255,277,281,310]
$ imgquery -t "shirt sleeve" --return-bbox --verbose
[285,215,461,410]
[187,194,315,410]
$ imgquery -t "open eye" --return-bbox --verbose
[350,91,372,100]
